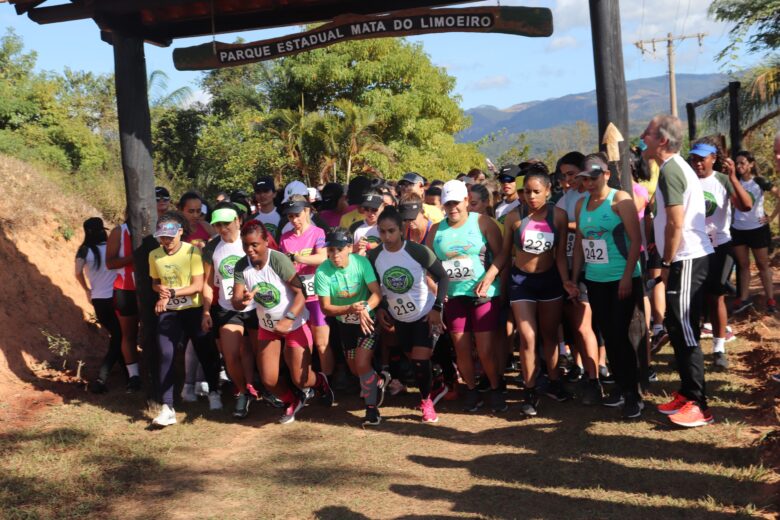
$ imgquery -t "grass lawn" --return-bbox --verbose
[0,337,776,520]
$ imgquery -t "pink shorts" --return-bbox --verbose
[445,296,500,334]
[258,323,313,349]
[305,300,327,327]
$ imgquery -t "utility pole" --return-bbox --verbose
[634,32,706,117]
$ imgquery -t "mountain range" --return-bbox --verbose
[458,73,729,154]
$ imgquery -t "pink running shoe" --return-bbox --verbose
[421,398,439,423]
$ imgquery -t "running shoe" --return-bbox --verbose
[668,401,714,427]
[542,379,572,402]
[301,387,315,406]
[657,391,689,415]
[566,364,583,383]
[208,391,223,411]
[420,398,438,423]
[363,405,381,426]
[713,352,729,371]
[520,388,539,417]
[318,372,335,407]
[233,392,250,419]
[279,396,304,424]
[195,381,210,397]
[88,379,108,394]
[490,389,508,413]
[388,378,407,396]
[622,394,644,419]
[476,375,491,393]
[463,388,484,412]
[598,365,615,384]
[602,388,624,408]
[647,367,658,383]
[650,329,669,354]
[152,404,177,427]
[430,382,449,406]
[557,353,574,375]
[126,376,141,394]
[377,370,391,408]
[181,383,198,402]
[580,379,603,406]
[731,298,753,315]
[246,383,260,400]
[701,323,713,339]
[262,388,286,408]
[767,298,778,314]
[770,373,780,383]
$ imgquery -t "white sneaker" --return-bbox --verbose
[208,391,223,410]
[195,381,210,397]
[152,404,177,427]
[181,383,197,402]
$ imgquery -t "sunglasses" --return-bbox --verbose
[156,197,170,202]
[362,207,381,213]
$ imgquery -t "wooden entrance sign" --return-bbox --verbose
[173,6,552,70]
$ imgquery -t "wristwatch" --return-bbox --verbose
[284,311,296,320]
[432,302,443,313]
[288,252,296,262]
[169,288,176,298]
[660,260,672,269]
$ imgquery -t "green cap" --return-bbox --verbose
[210,208,238,224]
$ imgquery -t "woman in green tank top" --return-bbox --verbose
[426,180,508,413]
[569,154,645,419]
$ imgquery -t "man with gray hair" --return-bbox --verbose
[641,114,715,427]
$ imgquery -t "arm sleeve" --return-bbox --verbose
[717,172,735,196]
[756,176,774,192]
[233,256,249,286]
[405,242,448,306]
[657,161,687,206]
[268,250,296,281]
[358,255,377,285]
[201,237,219,265]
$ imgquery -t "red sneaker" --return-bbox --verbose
[420,398,439,423]
[668,401,714,427]
[657,392,689,415]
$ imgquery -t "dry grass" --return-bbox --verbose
[0,335,776,520]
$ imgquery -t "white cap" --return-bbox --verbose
[307,187,321,201]
[282,180,309,203]
[441,180,469,205]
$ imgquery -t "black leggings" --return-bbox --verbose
[157,307,220,406]
[92,298,124,383]
[585,277,645,397]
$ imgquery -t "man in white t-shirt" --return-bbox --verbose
[641,114,714,428]
[494,165,521,224]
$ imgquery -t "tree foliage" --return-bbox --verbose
[709,0,780,59]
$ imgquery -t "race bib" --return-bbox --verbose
[582,239,609,264]
[219,278,234,299]
[339,312,361,325]
[443,257,475,281]
[522,231,555,255]
[259,312,279,331]
[566,232,575,257]
[389,293,418,319]
[300,274,316,297]
[165,295,193,310]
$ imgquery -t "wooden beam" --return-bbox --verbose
[742,108,780,139]
[27,3,92,23]
[686,102,696,142]
[588,0,631,193]
[728,81,741,159]
[690,85,729,109]
[112,33,160,403]
[14,0,46,15]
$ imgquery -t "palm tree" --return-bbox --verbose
[148,70,193,108]
[332,99,394,183]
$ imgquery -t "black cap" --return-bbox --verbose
[347,176,372,205]
[280,199,309,215]
[254,176,275,192]
[497,165,520,183]
[577,156,609,179]
[324,229,353,248]
[321,182,344,202]
[155,186,170,199]
[83,217,106,233]
[398,202,422,220]
[399,172,426,186]
[361,193,384,209]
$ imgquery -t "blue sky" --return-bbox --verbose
[1,0,758,110]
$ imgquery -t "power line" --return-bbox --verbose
[634,32,707,116]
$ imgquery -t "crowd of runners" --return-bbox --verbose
[74,116,780,429]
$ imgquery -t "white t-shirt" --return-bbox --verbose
[556,189,587,258]
[203,237,255,312]
[353,222,381,246]
[253,208,282,238]
[654,154,714,262]
[234,249,308,332]
[698,171,734,247]
[78,244,117,300]
[495,198,520,224]
[369,241,436,323]
[732,177,772,231]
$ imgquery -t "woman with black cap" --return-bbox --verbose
[75,217,122,393]
[314,227,386,426]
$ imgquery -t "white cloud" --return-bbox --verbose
[472,75,511,90]
[183,88,212,108]
[547,35,579,51]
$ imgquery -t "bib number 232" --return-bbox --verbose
[443,258,474,281]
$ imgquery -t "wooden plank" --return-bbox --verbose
[27,3,92,23]
[690,85,729,109]
[686,102,696,142]
[728,81,741,158]
[173,6,553,70]
[112,33,161,403]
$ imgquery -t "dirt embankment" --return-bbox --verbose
[0,155,111,428]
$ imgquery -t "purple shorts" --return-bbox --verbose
[305,300,327,327]
[445,296,500,334]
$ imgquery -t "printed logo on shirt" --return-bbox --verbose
[383,266,414,294]
[444,244,474,258]
[218,255,242,280]
[252,281,281,308]
[703,191,718,217]
[264,223,278,237]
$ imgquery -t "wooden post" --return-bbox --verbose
[589,0,631,192]
[112,33,160,403]
[728,81,741,159]
[686,102,696,143]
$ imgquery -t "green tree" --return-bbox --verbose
[709,0,780,58]
[148,70,193,109]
